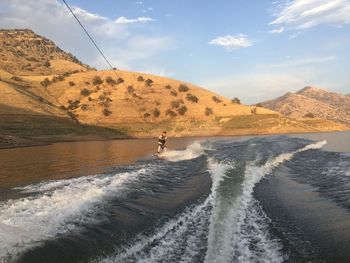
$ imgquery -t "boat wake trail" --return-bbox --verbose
[98,140,327,263]
[0,138,329,263]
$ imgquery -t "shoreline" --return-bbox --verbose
[1,129,349,151]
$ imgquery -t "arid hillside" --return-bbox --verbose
[261,86,350,127]
[0,29,92,76]
[0,29,347,148]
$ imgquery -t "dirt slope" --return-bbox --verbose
[261,86,350,127]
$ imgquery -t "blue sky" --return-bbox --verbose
[1,0,349,103]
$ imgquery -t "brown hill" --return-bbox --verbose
[0,29,347,148]
[0,29,92,76]
[261,86,350,127]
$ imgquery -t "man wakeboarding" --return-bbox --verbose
[157,131,167,154]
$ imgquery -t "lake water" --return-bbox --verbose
[0,132,349,262]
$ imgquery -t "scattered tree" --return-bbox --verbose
[186,93,199,103]
[40,78,51,87]
[205,107,213,116]
[92,76,103,85]
[106,76,117,86]
[304,112,315,118]
[256,103,263,107]
[177,105,188,115]
[127,85,134,93]
[171,99,184,109]
[153,108,161,117]
[145,78,154,87]
[166,109,177,117]
[102,108,112,116]
[116,77,124,85]
[80,104,89,111]
[212,96,222,103]
[170,90,178,97]
[178,84,190,92]
[67,100,80,110]
[231,97,241,104]
[80,88,91,96]
[11,76,22,81]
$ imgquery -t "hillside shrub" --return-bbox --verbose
[256,103,263,107]
[85,81,90,85]
[251,107,257,115]
[145,78,154,87]
[212,96,222,103]
[170,90,178,97]
[80,104,89,111]
[153,108,161,117]
[40,78,51,87]
[205,107,213,116]
[68,81,75,87]
[304,112,315,118]
[166,109,177,117]
[92,76,103,85]
[88,97,93,102]
[171,99,184,109]
[43,61,50,67]
[11,76,22,81]
[67,100,80,110]
[116,77,124,85]
[137,75,144,81]
[165,85,172,89]
[127,85,134,93]
[178,84,189,92]
[63,72,71,77]
[186,93,199,103]
[80,88,91,96]
[231,97,241,104]
[177,105,187,115]
[143,112,151,118]
[102,108,112,116]
[105,76,117,86]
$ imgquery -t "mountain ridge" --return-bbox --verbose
[261,86,350,127]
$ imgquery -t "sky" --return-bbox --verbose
[0,0,349,104]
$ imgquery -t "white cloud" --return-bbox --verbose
[0,0,170,73]
[269,26,285,33]
[135,1,143,5]
[115,16,155,24]
[270,0,350,29]
[208,34,253,51]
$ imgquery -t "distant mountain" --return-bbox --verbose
[261,86,350,127]
[0,29,347,148]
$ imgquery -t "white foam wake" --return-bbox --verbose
[98,160,231,263]
[204,140,327,263]
[159,141,204,162]
[0,167,152,262]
